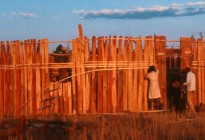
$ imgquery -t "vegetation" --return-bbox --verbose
[1,112,204,139]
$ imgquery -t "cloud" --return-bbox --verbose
[19,12,37,18]
[75,1,205,19]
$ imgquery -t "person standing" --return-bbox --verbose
[145,66,162,110]
[183,67,196,112]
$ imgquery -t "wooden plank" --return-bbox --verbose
[127,37,133,112]
[14,40,20,117]
[107,37,112,113]
[80,37,86,114]
[111,36,117,113]
[76,38,83,114]
[9,41,14,116]
[133,37,138,112]
[71,39,77,114]
[24,40,29,115]
[97,36,103,113]
[201,40,205,104]
[143,36,149,110]
[63,82,68,114]
[180,37,192,69]
[90,36,97,113]
[192,39,198,105]
[0,42,5,117]
[27,39,33,116]
[102,38,108,113]
[35,40,41,114]
[136,37,143,111]
[78,24,83,40]
[5,42,10,116]
[84,36,91,113]
[53,83,59,113]
[32,39,37,115]
[117,36,123,112]
[59,83,63,113]
[123,37,128,111]
[68,82,72,114]
[154,35,167,108]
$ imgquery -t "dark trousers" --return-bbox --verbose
[148,98,163,110]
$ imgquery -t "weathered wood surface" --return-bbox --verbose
[0,34,204,118]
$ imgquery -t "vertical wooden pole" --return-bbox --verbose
[32,39,37,115]
[136,37,143,111]
[0,42,5,117]
[76,38,83,114]
[111,36,117,112]
[192,39,198,105]
[107,37,112,113]
[199,39,205,104]
[154,35,167,108]
[35,40,41,114]
[68,82,72,114]
[14,40,20,117]
[90,36,97,113]
[71,39,77,114]
[117,36,123,112]
[180,37,193,68]
[102,38,108,113]
[9,41,14,116]
[97,37,103,113]
[27,40,33,116]
[5,41,10,117]
[80,37,86,114]
[127,37,133,111]
[123,37,128,111]
[143,36,150,110]
[84,36,91,113]
[133,37,138,112]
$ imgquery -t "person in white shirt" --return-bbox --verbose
[145,66,163,110]
[183,67,196,112]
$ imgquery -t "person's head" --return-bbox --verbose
[147,65,156,73]
[185,67,191,73]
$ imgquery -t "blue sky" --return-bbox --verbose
[0,0,205,50]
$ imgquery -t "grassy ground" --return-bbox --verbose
[1,111,205,140]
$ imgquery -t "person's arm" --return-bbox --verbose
[183,73,191,86]
[144,73,149,80]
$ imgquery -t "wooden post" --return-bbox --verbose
[117,36,123,112]
[90,36,97,113]
[127,37,133,112]
[136,37,143,111]
[111,36,117,112]
[97,37,103,113]
[84,36,91,113]
[32,39,37,115]
[0,42,6,117]
[123,37,128,111]
[154,35,167,108]
[107,37,112,113]
[133,37,138,111]
[71,39,77,114]
[35,40,41,114]
[102,38,108,113]
[76,38,83,114]
[180,37,193,68]
[143,36,150,110]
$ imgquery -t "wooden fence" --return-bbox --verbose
[0,34,205,118]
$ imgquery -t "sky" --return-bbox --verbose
[0,0,205,51]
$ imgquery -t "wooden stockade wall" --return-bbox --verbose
[0,35,205,118]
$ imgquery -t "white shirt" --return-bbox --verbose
[186,71,196,91]
[145,70,161,99]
